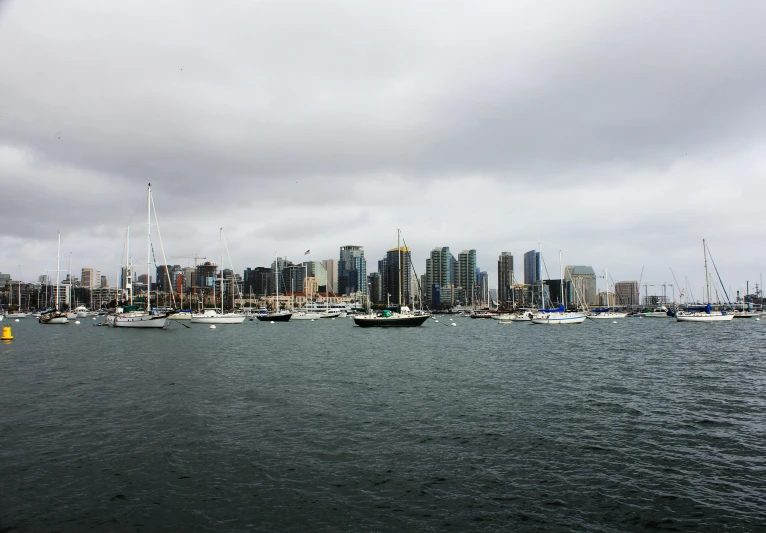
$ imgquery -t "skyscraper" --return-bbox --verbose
[304,261,327,288]
[564,265,597,305]
[338,246,366,296]
[456,249,477,305]
[614,280,639,306]
[322,259,338,293]
[381,246,411,305]
[497,252,514,306]
[81,268,96,289]
[425,246,452,306]
[523,250,541,286]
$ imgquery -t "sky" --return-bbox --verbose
[1,0,765,300]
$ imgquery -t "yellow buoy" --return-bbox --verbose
[1,326,13,341]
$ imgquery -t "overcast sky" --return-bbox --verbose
[1,1,765,299]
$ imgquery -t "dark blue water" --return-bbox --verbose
[1,316,765,532]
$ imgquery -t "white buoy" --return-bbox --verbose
[434,320,439,323]
[613,320,617,324]
[332,318,335,320]
[451,323,457,327]
[311,319,315,322]
[450,318,453,321]
[15,319,19,322]
[92,317,96,320]
[757,317,761,321]
[75,320,80,325]
[270,321,275,324]
[209,325,216,329]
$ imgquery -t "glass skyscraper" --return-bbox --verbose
[338,245,367,296]
[523,250,541,286]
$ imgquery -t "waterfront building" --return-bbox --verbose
[338,246,367,296]
[564,265,597,305]
[100,275,108,288]
[322,259,338,294]
[614,280,639,307]
[367,272,382,304]
[425,246,453,307]
[381,246,411,306]
[244,267,271,297]
[479,271,489,305]
[304,261,328,289]
[81,268,97,289]
[196,262,217,292]
[523,250,541,286]
[497,252,514,307]
[456,250,477,305]
[282,264,305,294]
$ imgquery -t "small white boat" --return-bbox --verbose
[167,310,193,321]
[6,312,27,319]
[291,311,322,320]
[531,307,587,325]
[587,311,628,320]
[636,306,673,318]
[190,309,246,324]
[676,310,734,322]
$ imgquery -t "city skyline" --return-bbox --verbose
[1,2,764,295]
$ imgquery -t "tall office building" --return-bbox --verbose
[304,261,328,288]
[368,272,382,304]
[524,250,541,286]
[614,280,639,306]
[338,246,367,296]
[244,267,271,297]
[479,271,489,304]
[456,249,477,305]
[497,252,514,306]
[425,246,452,306]
[564,265,597,305]
[381,246,411,305]
[100,275,108,288]
[81,268,96,289]
[322,259,338,293]
[269,257,292,295]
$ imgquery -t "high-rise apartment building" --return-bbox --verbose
[425,246,452,307]
[100,275,108,288]
[338,246,366,296]
[524,250,540,286]
[322,259,338,293]
[304,261,328,288]
[381,246,411,305]
[81,268,96,289]
[564,265,597,305]
[244,267,271,297]
[368,272,382,304]
[497,252,514,306]
[456,249,477,305]
[614,280,639,306]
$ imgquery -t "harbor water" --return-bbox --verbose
[1,316,764,532]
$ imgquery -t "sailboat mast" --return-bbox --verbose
[398,229,402,307]
[56,232,61,311]
[147,184,152,312]
[275,251,279,311]
[220,228,224,314]
[539,242,543,308]
[559,250,564,308]
[606,267,609,308]
[703,238,710,304]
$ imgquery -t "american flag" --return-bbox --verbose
[304,249,310,255]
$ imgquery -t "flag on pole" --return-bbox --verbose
[304,249,310,255]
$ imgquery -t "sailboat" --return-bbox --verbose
[108,184,169,328]
[587,268,628,319]
[191,229,246,324]
[354,230,430,327]
[676,239,734,322]
[257,252,293,322]
[39,233,69,324]
[531,248,586,325]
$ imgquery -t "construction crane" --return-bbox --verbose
[669,267,684,303]
[172,255,207,267]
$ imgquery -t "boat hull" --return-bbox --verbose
[191,315,246,324]
[587,312,628,319]
[676,313,734,322]
[39,314,69,324]
[291,313,322,320]
[531,313,587,325]
[256,313,292,322]
[353,314,430,327]
[110,313,169,328]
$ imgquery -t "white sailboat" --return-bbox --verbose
[676,239,734,323]
[531,248,586,325]
[39,233,69,324]
[191,229,246,324]
[109,184,169,328]
[587,268,628,319]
